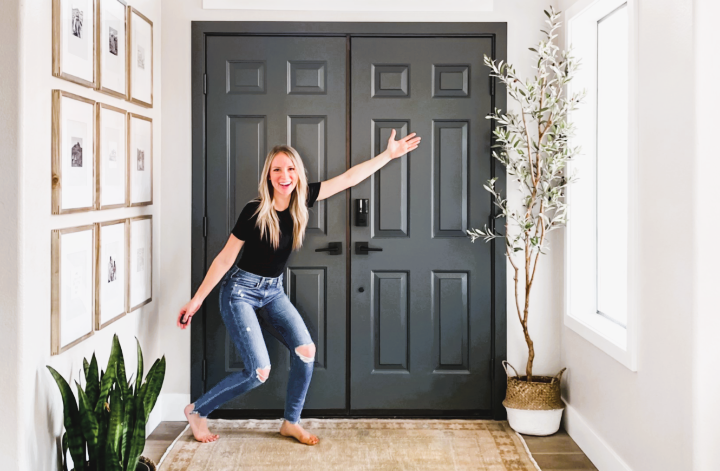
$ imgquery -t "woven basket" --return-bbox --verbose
[502,361,566,411]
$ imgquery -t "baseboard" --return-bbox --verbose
[563,404,633,471]
[161,393,192,421]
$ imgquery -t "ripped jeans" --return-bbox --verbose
[191,266,315,424]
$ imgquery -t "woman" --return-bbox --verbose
[177,130,421,445]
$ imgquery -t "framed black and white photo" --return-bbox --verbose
[52,90,96,214]
[53,0,95,87]
[96,219,127,329]
[96,103,127,209]
[128,113,152,206]
[128,216,152,312]
[96,0,127,98]
[128,7,153,107]
[51,225,96,355]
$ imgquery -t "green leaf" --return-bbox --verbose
[96,337,121,415]
[107,387,124,459]
[61,432,69,471]
[85,354,100,411]
[126,398,147,471]
[76,382,99,465]
[135,338,144,396]
[114,337,129,400]
[46,366,86,471]
[104,440,123,471]
[122,391,136,467]
[83,358,90,381]
[141,357,166,422]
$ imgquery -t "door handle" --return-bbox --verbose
[315,242,342,255]
[355,242,383,255]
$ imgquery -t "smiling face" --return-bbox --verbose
[268,152,297,197]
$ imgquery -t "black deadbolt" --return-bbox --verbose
[358,287,365,293]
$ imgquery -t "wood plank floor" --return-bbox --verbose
[145,421,597,470]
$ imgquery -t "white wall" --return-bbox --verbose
[10,1,162,469]
[557,0,701,469]
[159,0,566,417]
[692,0,720,468]
[0,0,22,467]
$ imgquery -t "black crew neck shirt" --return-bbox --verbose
[231,182,322,278]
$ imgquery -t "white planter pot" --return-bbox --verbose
[505,406,564,436]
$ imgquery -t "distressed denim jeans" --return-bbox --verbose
[191,266,315,424]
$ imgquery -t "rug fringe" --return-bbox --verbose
[514,431,542,471]
[157,423,190,470]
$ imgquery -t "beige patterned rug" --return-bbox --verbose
[157,419,540,471]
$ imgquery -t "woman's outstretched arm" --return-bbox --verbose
[317,129,421,201]
[177,235,244,329]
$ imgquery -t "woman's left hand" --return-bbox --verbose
[386,129,421,159]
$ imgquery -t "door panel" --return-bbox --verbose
[204,36,347,410]
[350,37,494,410]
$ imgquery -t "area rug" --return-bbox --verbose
[157,419,540,471]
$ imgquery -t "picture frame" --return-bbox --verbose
[128,113,153,206]
[52,90,96,215]
[51,225,96,355]
[96,102,128,209]
[127,7,153,108]
[96,0,127,98]
[96,219,128,329]
[52,0,96,88]
[128,216,152,312]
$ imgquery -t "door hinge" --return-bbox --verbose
[203,74,207,95]
[203,216,208,238]
[489,76,495,96]
[202,359,207,381]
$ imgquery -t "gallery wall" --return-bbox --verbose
[158,0,566,418]
[9,0,163,470]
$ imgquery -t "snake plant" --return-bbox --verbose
[47,335,166,471]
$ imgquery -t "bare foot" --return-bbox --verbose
[279,420,319,445]
[184,404,219,443]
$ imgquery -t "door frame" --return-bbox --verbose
[191,21,508,420]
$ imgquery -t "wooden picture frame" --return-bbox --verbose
[96,102,128,209]
[51,224,96,355]
[128,215,152,312]
[127,7,153,108]
[128,113,153,206]
[52,90,96,215]
[52,0,96,87]
[95,219,128,329]
[95,0,128,99]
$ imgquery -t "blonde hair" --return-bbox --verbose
[251,145,310,251]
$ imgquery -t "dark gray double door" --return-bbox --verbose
[202,35,494,413]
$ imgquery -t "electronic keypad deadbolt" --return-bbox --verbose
[355,198,369,227]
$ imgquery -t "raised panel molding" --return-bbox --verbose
[432,64,470,97]
[287,268,327,369]
[227,61,266,94]
[371,120,410,238]
[229,116,266,230]
[432,120,468,238]
[287,116,327,234]
[371,64,410,98]
[432,271,469,373]
[287,61,327,95]
[372,271,410,373]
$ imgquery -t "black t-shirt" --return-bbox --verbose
[231,182,322,278]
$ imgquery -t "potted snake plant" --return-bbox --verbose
[467,6,583,435]
[47,334,166,470]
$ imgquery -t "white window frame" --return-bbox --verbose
[564,0,638,371]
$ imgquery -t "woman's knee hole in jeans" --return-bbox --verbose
[295,344,316,364]
[256,366,271,383]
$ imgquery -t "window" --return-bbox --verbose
[564,0,637,370]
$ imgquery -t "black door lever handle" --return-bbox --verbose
[315,242,342,255]
[355,242,383,255]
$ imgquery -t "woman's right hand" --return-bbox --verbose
[178,298,203,329]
